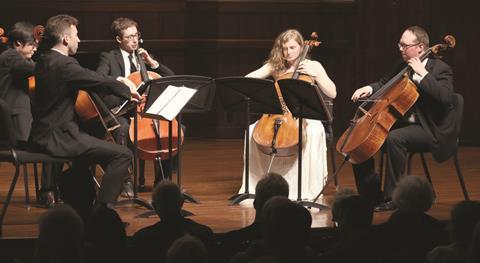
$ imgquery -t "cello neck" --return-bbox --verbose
[368,47,434,104]
[135,49,150,82]
[291,45,311,80]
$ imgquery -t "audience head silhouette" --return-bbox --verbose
[467,221,480,263]
[166,234,208,263]
[85,205,127,263]
[253,173,289,219]
[331,188,356,225]
[262,196,312,248]
[392,175,435,215]
[333,194,373,231]
[450,200,480,245]
[34,204,84,263]
[152,181,184,219]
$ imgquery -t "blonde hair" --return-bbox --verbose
[266,29,304,75]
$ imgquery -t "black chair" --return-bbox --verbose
[379,93,469,200]
[0,98,68,236]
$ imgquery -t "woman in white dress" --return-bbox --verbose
[238,29,336,200]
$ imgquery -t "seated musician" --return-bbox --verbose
[239,29,336,200]
[350,26,456,211]
[0,22,63,207]
[0,22,37,144]
[30,14,141,218]
[96,17,175,192]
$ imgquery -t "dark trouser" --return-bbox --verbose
[61,133,132,206]
[352,124,433,203]
[41,162,64,192]
[111,115,130,147]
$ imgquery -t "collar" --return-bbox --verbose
[119,48,135,62]
[51,48,68,56]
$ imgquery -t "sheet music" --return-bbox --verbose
[146,85,197,120]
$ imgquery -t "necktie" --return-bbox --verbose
[128,53,137,73]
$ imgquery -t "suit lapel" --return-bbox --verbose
[425,57,435,72]
[114,49,126,77]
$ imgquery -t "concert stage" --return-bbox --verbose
[1,139,479,239]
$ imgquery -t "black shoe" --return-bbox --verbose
[374,201,397,212]
[121,180,134,198]
[38,190,56,208]
[138,184,148,192]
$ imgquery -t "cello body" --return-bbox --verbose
[127,70,184,160]
[75,90,101,121]
[336,74,418,164]
[252,72,310,156]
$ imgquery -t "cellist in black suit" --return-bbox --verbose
[0,22,63,207]
[30,14,141,217]
[96,17,175,191]
[350,26,457,212]
[96,17,174,146]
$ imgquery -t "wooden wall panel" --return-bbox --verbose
[184,0,355,138]
[1,0,479,144]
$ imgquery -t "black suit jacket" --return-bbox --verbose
[0,48,35,142]
[96,48,175,108]
[370,57,456,162]
[30,50,130,156]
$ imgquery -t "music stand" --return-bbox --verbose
[142,75,215,205]
[116,105,154,210]
[277,78,331,210]
[215,77,283,205]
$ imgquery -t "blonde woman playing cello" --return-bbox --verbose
[239,29,336,201]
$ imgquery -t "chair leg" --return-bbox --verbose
[379,151,385,187]
[329,139,338,187]
[407,152,415,175]
[0,164,22,237]
[33,163,40,203]
[453,153,470,200]
[139,159,145,187]
[419,153,436,198]
[22,164,30,207]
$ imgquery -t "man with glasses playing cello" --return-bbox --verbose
[349,26,456,211]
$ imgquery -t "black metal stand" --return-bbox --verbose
[176,113,197,204]
[116,111,154,210]
[215,77,283,205]
[311,118,355,204]
[278,78,333,210]
[229,97,255,205]
[141,75,215,205]
[293,106,328,210]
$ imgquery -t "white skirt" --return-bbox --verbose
[238,119,328,200]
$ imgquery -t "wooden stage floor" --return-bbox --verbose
[1,139,479,239]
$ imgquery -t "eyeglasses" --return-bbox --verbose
[123,32,141,41]
[397,42,421,50]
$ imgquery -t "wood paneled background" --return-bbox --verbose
[2,0,479,145]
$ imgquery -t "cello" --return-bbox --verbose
[252,32,321,157]
[0,27,7,43]
[27,25,44,95]
[336,35,456,164]
[128,49,184,161]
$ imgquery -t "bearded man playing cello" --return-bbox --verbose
[350,26,457,211]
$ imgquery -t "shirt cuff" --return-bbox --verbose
[150,61,160,69]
